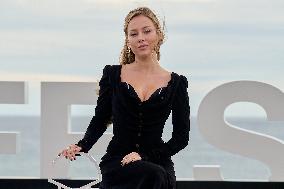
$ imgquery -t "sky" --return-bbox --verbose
[0,0,283,117]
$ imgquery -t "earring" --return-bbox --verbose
[152,46,160,60]
[153,45,159,53]
[127,46,131,60]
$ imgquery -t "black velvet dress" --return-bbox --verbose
[77,64,190,189]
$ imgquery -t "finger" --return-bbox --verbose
[69,155,74,161]
[124,157,133,165]
[65,150,70,157]
[121,161,125,166]
[70,156,74,161]
[131,152,141,160]
[121,156,128,166]
[134,155,141,161]
[64,151,69,159]
[66,149,73,159]
[121,155,128,162]
[121,158,126,165]
[122,160,129,166]
[62,150,67,158]
[68,154,73,161]
[70,146,76,152]
[68,151,75,161]
[71,151,76,161]
[70,144,78,151]
[74,146,81,153]
[126,159,133,164]
[133,152,141,159]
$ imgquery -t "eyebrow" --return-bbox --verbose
[129,26,152,32]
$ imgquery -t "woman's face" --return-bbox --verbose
[127,15,159,59]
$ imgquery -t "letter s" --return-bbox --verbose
[197,81,284,181]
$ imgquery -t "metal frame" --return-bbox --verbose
[48,152,101,189]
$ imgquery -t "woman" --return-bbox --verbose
[59,7,190,189]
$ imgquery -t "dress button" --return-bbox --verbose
[138,112,143,116]
[136,144,140,148]
[161,96,164,100]
[138,102,142,106]
[137,132,141,136]
[138,124,142,128]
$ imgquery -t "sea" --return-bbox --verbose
[0,116,283,181]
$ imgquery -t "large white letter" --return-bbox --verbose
[41,82,112,178]
[197,81,284,181]
[0,82,27,154]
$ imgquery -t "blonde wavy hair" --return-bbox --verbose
[119,7,166,65]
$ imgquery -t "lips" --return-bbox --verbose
[138,44,148,48]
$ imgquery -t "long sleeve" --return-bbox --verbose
[76,65,113,152]
[141,75,190,161]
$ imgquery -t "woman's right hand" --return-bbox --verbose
[59,144,82,161]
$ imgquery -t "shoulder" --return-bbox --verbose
[101,64,122,86]
[103,64,121,71]
[102,64,121,76]
[172,72,189,89]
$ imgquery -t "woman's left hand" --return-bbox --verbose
[121,152,141,166]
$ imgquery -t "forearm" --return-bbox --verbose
[76,116,109,152]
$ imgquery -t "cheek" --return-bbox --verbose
[127,39,136,48]
[149,39,158,49]
[148,34,159,45]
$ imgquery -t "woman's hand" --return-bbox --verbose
[59,144,82,161]
[121,152,141,166]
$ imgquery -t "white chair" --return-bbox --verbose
[48,152,102,189]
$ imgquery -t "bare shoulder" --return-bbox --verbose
[160,67,172,76]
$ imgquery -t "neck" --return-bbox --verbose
[134,54,160,73]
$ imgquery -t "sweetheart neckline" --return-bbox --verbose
[118,65,174,103]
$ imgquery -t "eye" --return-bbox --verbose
[144,29,151,34]
[130,33,137,37]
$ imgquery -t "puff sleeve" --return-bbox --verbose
[76,65,113,152]
[141,75,190,161]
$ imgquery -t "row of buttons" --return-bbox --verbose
[135,93,164,150]
[136,106,143,151]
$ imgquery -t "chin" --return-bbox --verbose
[136,54,150,59]
[136,51,152,58]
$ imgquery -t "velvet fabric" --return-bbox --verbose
[77,65,190,189]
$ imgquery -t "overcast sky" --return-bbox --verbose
[0,0,283,117]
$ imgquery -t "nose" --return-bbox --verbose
[138,33,145,42]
